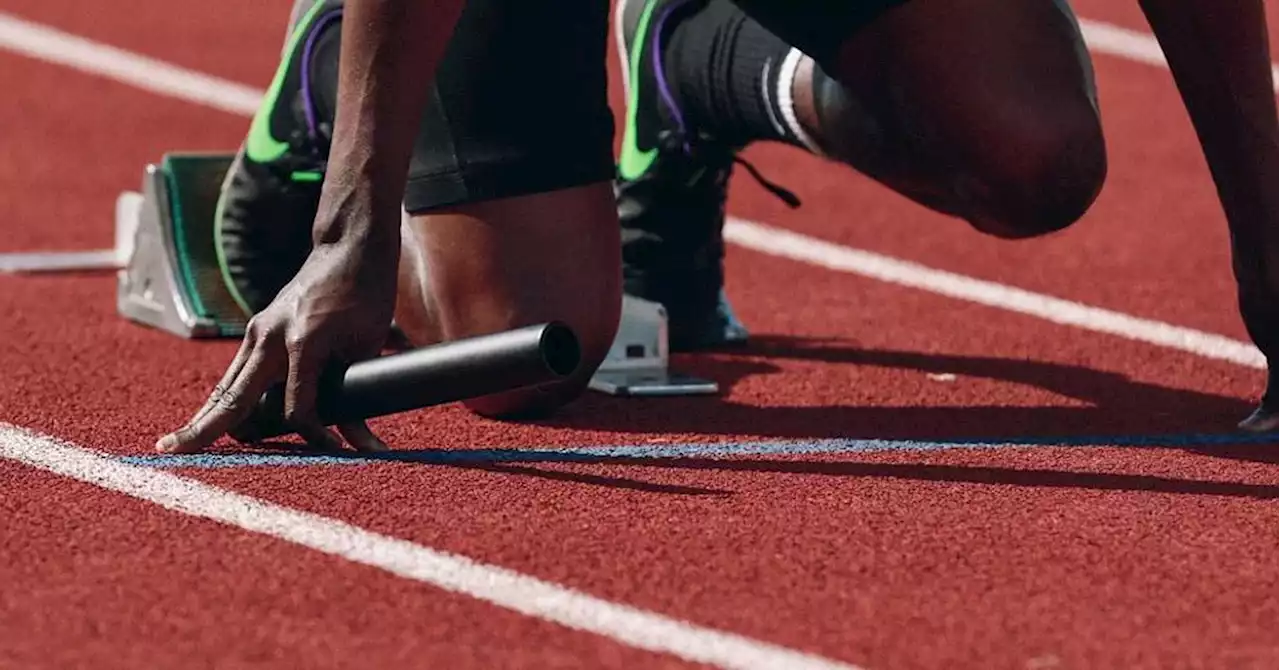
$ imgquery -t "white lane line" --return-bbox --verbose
[724,218,1265,369]
[0,190,141,274]
[0,10,1266,369]
[0,423,861,670]
[0,11,261,116]
[0,249,119,272]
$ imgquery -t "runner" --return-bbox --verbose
[158,0,1277,453]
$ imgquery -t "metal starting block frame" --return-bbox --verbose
[116,154,247,339]
[587,296,718,396]
[110,152,718,397]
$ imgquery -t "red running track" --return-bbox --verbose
[0,1,1276,668]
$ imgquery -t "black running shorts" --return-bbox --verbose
[402,0,907,213]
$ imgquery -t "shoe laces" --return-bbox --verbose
[730,154,801,208]
[657,126,801,210]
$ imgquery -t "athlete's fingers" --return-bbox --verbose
[178,333,258,437]
[156,345,282,453]
[283,334,353,451]
[1238,406,1278,432]
[337,421,389,452]
[282,335,328,430]
[293,423,346,452]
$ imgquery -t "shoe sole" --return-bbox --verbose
[211,146,255,316]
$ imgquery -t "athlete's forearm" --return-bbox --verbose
[1138,0,1277,219]
[314,0,466,246]
[1139,0,1278,358]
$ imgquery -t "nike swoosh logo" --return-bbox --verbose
[245,0,332,163]
[618,0,660,181]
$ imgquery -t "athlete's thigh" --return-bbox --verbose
[727,0,909,70]
[743,0,1097,110]
[819,0,1102,197]
[738,0,1103,236]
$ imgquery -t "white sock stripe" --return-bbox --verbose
[776,48,825,157]
[759,57,789,139]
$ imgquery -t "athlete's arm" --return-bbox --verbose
[1138,0,1278,429]
[157,0,469,453]
[316,0,466,248]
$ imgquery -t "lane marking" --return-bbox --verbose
[724,219,1266,369]
[117,432,1278,469]
[0,11,1268,369]
[0,12,261,116]
[0,249,119,273]
[0,423,861,670]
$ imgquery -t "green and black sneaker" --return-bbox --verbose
[215,0,343,316]
[613,0,798,351]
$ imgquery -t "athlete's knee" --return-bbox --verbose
[808,70,1106,240]
[969,108,1107,239]
[463,190,622,417]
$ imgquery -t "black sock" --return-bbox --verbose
[663,0,818,152]
[306,18,342,136]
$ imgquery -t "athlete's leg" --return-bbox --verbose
[388,0,619,417]
[217,0,621,419]
[394,187,621,418]
[730,0,1107,236]
[616,0,1106,351]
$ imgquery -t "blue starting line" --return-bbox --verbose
[118,431,1277,469]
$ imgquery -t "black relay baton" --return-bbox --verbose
[230,322,582,441]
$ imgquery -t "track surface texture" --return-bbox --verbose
[0,1,1276,669]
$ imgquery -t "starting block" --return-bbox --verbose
[587,295,719,396]
[116,153,246,338]
[108,152,718,397]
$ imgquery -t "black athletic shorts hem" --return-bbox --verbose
[403,154,617,214]
[401,0,614,213]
